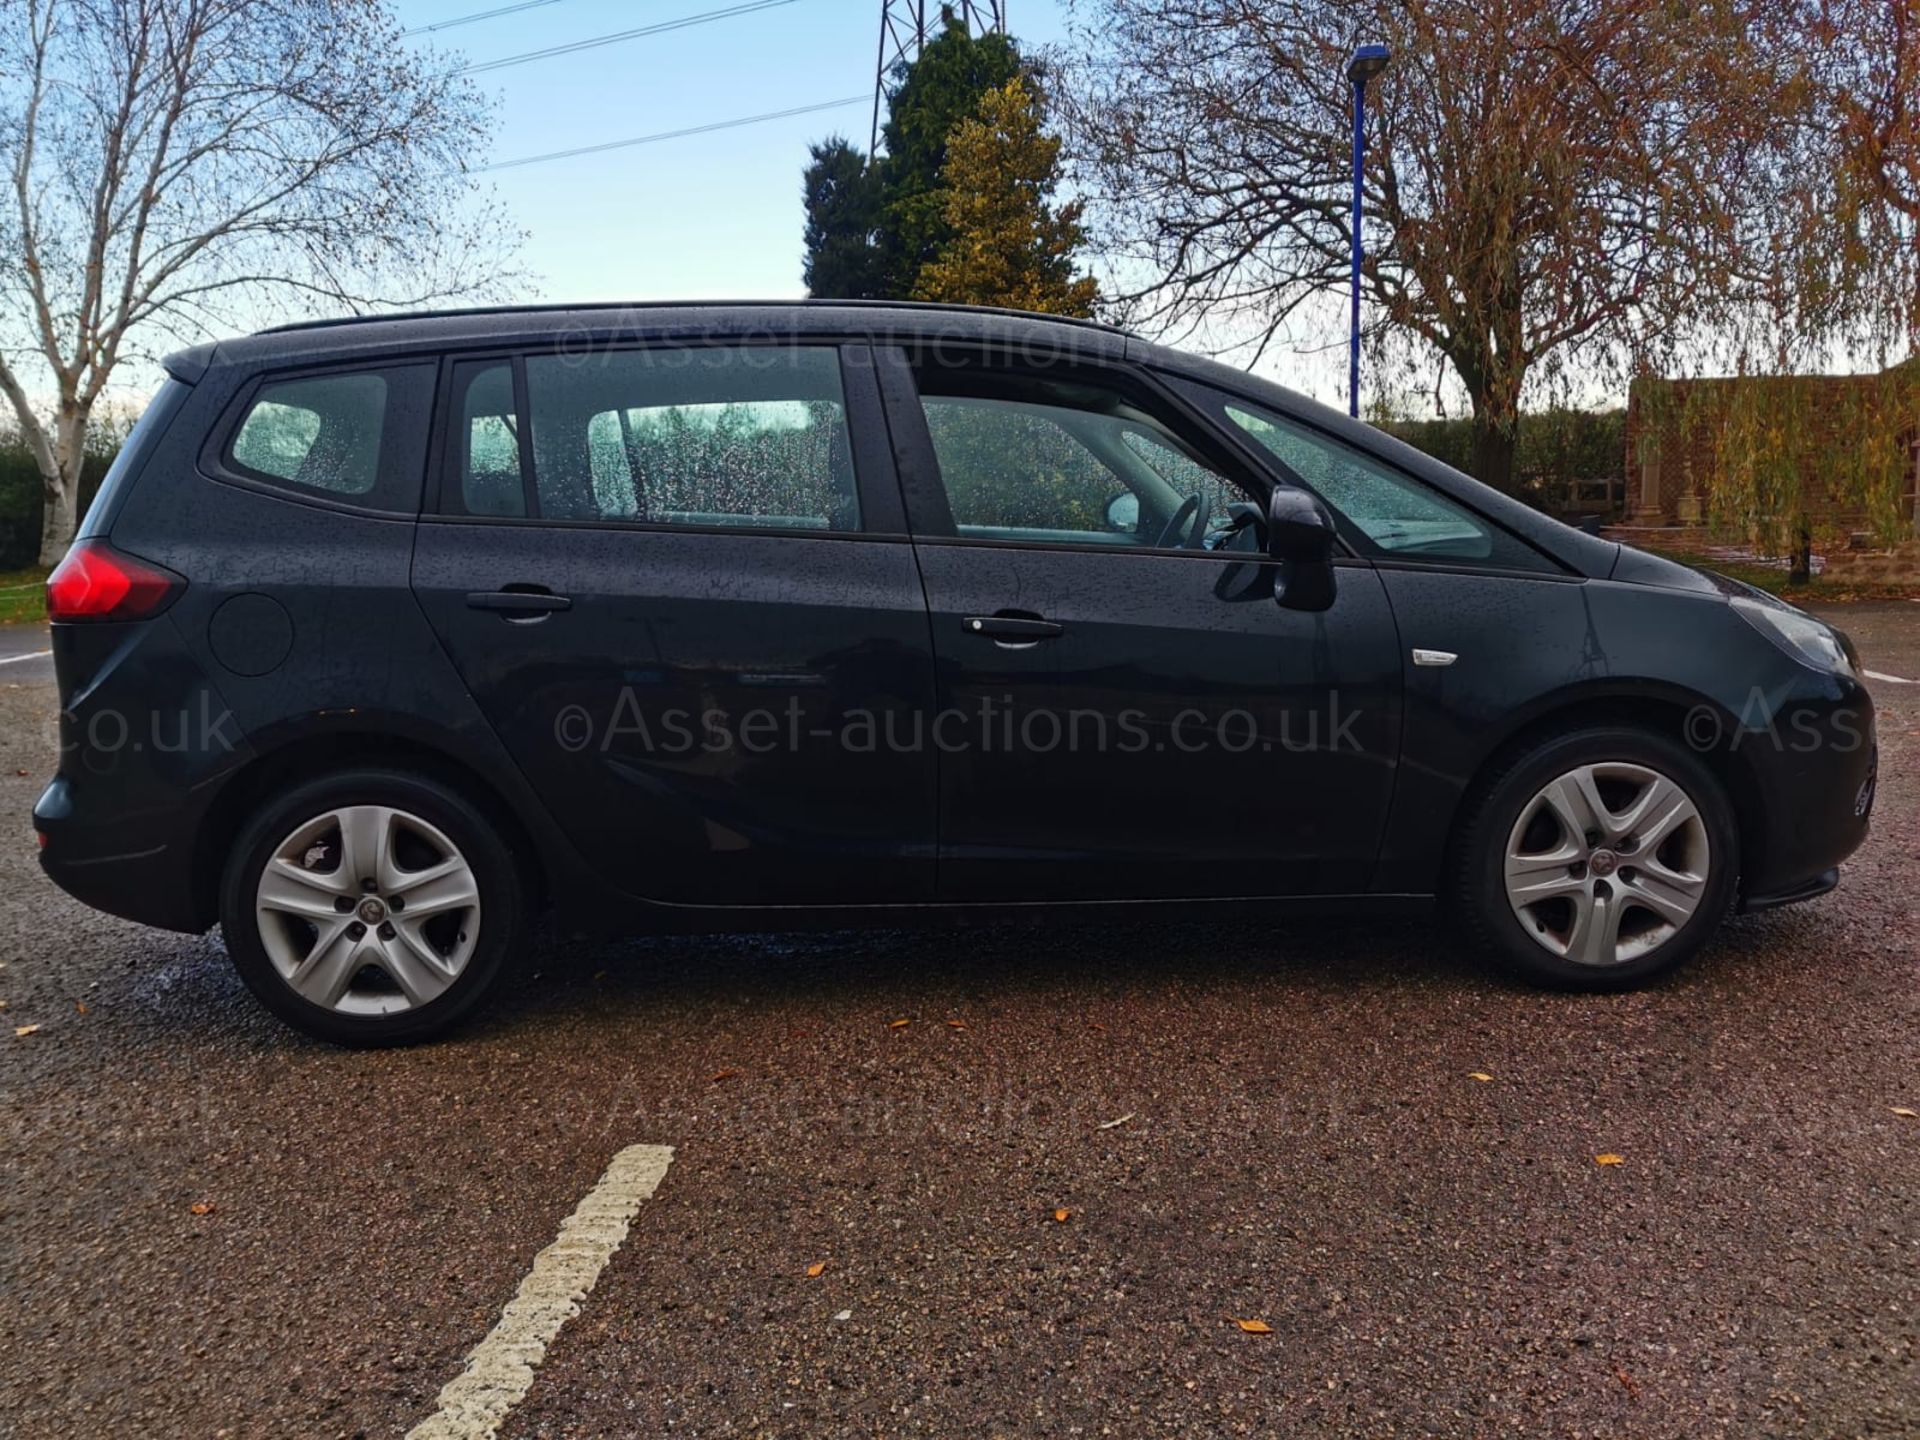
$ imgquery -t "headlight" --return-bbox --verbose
[1730,594,1857,676]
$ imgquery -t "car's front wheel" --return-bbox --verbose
[1453,727,1740,987]
[220,768,527,1045]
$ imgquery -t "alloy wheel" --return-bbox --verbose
[1502,761,1710,968]
[253,804,481,1016]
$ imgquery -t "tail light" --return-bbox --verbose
[45,540,184,623]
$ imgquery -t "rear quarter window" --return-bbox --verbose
[217,364,434,513]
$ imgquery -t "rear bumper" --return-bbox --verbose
[35,774,208,932]
[33,617,250,933]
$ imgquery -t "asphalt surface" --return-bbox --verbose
[0,623,52,683]
[2,604,1916,1439]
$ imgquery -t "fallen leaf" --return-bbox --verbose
[1097,1112,1135,1130]
[1234,1318,1273,1334]
[74,1001,88,1016]
[888,1018,911,1029]
[945,1019,969,1030]
[1892,1107,1918,1119]
[1053,1208,1071,1223]
[1595,1153,1625,1166]
[189,1201,215,1216]
[1615,1366,1640,1399]
[710,1068,738,1082]
[13,769,25,777]
[806,1261,827,1277]
[1469,1072,1493,1082]
[13,1024,38,1037]
[1087,1022,1107,1033]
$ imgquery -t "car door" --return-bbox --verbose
[411,341,938,907]
[1165,379,1591,895]
[873,344,1404,902]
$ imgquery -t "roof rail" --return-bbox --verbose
[255,298,1135,340]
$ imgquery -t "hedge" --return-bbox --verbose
[0,445,115,570]
[1382,408,1627,515]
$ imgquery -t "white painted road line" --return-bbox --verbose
[407,1144,675,1440]
[0,650,50,666]
[1864,669,1915,685]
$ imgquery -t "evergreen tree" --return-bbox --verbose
[801,19,1084,306]
[801,138,886,299]
[914,78,1099,316]
[876,18,1024,295]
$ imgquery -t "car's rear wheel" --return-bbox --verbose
[220,768,526,1045]
[1453,727,1739,987]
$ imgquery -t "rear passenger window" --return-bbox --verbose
[451,361,528,517]
[221,365,432,512]
[514,346,859,529]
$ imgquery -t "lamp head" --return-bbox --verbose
[1347,43,1391,84]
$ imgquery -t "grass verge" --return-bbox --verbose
[0,567,48,626]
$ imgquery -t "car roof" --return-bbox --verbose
[165,300,1143,379]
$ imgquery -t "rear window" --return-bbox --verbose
[220,365,433,512]
[446,346,860,530]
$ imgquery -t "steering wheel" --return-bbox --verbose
[1153,493,1203,550]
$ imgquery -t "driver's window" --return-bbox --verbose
[911,365,1248,547]
[1118,428,1245,534]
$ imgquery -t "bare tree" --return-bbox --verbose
[0,0,518,564]
[1062,0,1783,491]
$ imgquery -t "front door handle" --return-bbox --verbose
[963,615,1063,642]
[466,589,572,617]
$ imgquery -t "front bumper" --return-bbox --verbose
[1740,867,1839,913]
[1735,679,1876,906]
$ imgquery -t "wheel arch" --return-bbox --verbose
[1444,687,1767,895]
[191,724,552,932]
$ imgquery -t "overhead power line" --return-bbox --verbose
[479,95,868,171]
[403,0,583,37]
[458,0,799,76]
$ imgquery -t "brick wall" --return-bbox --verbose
[1625,369,1918,534]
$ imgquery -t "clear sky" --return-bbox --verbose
[396,0,1354,402]
[79,0,1349,414]
[403,0,1075,301]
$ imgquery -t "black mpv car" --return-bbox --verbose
[37,302,1876,1044]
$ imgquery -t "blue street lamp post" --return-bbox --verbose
[1346,43,1391,419]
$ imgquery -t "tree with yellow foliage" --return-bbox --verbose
[915,78,1099,318]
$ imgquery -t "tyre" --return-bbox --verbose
[1451,726,1739,988]
[219,767,527,1045]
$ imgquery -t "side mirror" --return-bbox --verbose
[1267,488,1338,612]
[1104,492,1140,531]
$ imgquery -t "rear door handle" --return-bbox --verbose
[466,589,572,617]
[962,615,1063,641]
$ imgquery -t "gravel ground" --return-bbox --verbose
[0,604,1915,1440]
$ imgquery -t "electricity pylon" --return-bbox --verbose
[870,0,1009,154]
